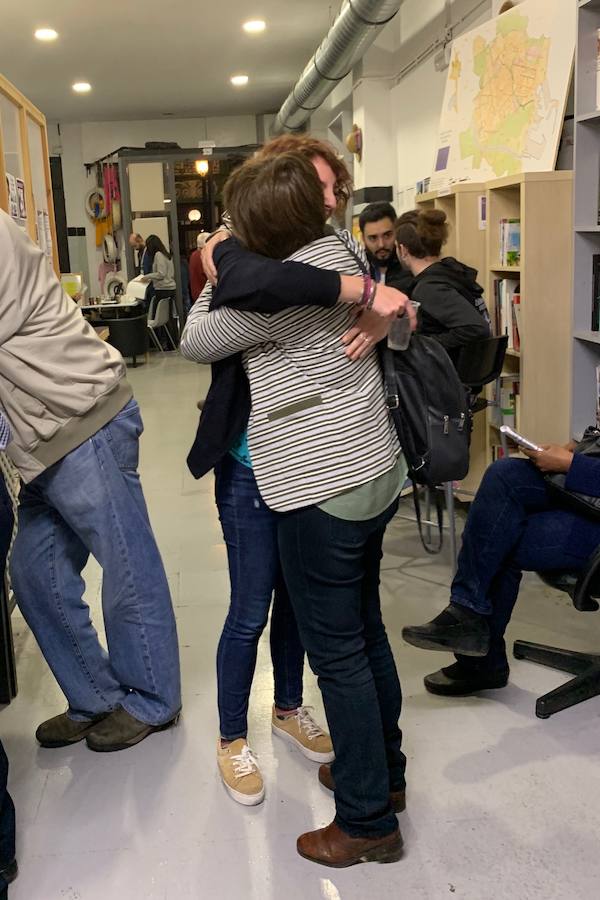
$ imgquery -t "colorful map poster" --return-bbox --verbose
[431,0,575,189]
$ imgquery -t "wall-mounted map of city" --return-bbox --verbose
[431,0,575,189]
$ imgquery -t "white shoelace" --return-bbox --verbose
[230,744,259,778]
[296,706,325,742]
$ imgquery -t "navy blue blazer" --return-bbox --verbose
[186,239,341,479]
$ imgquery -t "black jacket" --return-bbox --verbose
[186,239,340,478]
[411,258,491,363]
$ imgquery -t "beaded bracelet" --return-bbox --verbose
[366,280,378,310]
[360,274,372,307]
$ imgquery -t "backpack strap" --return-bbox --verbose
[412,483,444,555]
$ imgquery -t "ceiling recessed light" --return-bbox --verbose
[243,20,266,34]
[72,82,92,94]
[230,75,249,87]
[34,28,58,42]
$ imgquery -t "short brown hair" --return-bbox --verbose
[395,208,449,259]
[258,134,353,215]
[223,151,327,259]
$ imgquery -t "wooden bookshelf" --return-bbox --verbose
[572,1,600,435]
[486,171,573,451]
[0,73,58,273]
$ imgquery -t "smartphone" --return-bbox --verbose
[499,425,543,452]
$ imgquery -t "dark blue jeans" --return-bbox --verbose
[215,455,304,741]
[452,458,600,672]
[278,499,404,839]
[11,400,181,725]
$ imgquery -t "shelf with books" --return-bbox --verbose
[573,0,600,434]
[486,171,573,450]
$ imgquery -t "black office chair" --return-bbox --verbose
[107,314,149,367]
[454,334,509,396]
[421,335,509,565]
[513,546,600,718]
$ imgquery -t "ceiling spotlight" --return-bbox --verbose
[35,28,58,42]
[243,20,266,34]
[195,159,209,176]
[230,75,249,87]
[72,82,92,94]
[188,209,202,222]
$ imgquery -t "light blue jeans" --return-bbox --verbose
[11,399,181,725]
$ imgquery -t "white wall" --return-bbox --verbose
[391,0,493,204]
[49,115,258,293]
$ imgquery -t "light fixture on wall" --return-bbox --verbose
[72,82,92,94]
[195,159,209,176]
[345,124,362,162]
[34,28,58,41]
[230,75,249,87]
[188,209,202,222]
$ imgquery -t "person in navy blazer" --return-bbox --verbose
[402,441,600,695]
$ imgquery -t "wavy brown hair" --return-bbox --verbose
[394,208,449,259]
[257,134,353,216]
[223,151,327,259]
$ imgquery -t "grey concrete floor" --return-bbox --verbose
[2,353,599,899]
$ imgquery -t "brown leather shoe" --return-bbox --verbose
[318,764,406,813]
[297,821,403,868]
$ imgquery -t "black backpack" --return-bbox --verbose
[382,335,470,487]
[383,336,470,554]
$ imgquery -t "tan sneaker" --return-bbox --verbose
[216,738,265,806]
[271,706,334,763]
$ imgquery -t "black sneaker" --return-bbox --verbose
[424,662,509,696]
[402,603,490,656]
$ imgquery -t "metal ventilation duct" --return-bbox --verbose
[272,0,403,135]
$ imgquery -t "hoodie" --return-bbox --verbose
[411,257,491,362]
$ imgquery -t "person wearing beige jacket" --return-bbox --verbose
[0,210,180,752]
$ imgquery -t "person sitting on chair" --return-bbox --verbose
[402,441,600,695]
[395,208,491,366]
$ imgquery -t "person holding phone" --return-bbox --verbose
[402,441,600,696]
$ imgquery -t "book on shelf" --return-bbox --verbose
[490,374,520,429]
[592,254,600,331]
[500,218,520,267]
[493,278,520,349]
[596,364,600,429]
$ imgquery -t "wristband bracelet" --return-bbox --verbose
[360,274,372,307]
[366,280,378,310]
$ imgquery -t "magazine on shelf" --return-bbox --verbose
[500,218,521,267]
[491,373,520,429]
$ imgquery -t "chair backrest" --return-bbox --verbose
[454,335,508,388]
[538,542,600,613]
[148,296,171,328]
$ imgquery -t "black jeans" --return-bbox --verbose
[278,498,404,838]
[0,473,15,883]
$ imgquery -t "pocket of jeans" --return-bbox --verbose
[103,401,143,471]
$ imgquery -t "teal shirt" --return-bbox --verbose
[229,431,253,468]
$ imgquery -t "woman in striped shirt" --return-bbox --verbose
[181,150,413,867]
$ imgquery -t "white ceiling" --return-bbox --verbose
[0,1,337,122]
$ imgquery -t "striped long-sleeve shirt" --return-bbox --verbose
[181,233,400,512]
[0,411,10,450]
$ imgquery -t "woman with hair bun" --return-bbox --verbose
[395,208,491,364]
